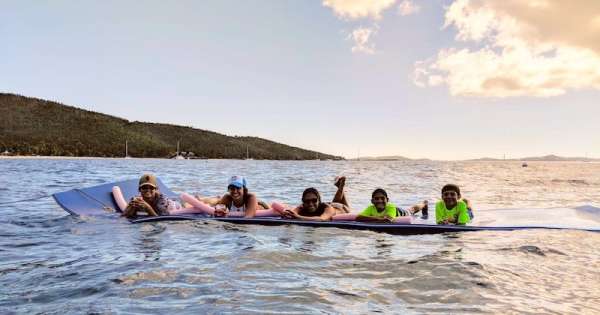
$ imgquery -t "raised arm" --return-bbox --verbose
[243,193,258,218]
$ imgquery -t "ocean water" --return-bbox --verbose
[0,158,599,314]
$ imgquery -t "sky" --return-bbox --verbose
[2,0,600,160]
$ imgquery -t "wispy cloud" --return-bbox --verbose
[322,0,397,20]
[398,0,420,16]
[415,0,600,97]
[323,0,421,54]
[349,26,378,54]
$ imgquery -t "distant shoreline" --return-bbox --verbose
[2,155,598,162]
[0,155,342,161]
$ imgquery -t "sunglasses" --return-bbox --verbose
[303,198,319,204]
[140,185,156,191]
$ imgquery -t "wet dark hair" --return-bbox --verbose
[441,184,461,197]
[371,188,388,199]
[302,187,322,203]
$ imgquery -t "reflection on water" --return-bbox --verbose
[0,159,599,314]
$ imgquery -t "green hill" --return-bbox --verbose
[0,93,343,160]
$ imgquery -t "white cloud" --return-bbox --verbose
[349,26,377,54]
[398,0,420,16]
[322,0,397,20]
[415,0,600,97]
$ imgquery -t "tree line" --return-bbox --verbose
[0,93,343,160]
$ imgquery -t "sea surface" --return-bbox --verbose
[0,158,599,314]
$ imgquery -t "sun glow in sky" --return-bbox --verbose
[2,0,600,160]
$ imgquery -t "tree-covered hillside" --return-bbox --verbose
[0,93,343,160]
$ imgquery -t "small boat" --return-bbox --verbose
[173,141,186,160]
[244,145,253,160]
[124,140,131,159]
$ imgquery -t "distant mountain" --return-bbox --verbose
[350,155,430,161]
[349,154,598,162]
[0,93,343,160]
[468,155,598,162]
[519,155,597,161]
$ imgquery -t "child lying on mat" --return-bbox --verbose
[115,174,182,219]
[356,188,426,223]
[435,184,473,225]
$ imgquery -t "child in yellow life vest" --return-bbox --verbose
[356,188,429,223]
[435,184,473,225]
[356,188,400,222]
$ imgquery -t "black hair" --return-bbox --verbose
[441,184,461,197]
[371,188,388,199]
[302,187,322,204]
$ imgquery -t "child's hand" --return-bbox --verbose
[382,215,394,223]
[282,209,298,219]
[129,199,143,208]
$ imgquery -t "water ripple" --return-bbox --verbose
[0,159,599,314]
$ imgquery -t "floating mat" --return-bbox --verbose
[53,179,600,235]
[130,215,600,235]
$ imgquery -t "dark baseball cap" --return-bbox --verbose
[139,174,158,188]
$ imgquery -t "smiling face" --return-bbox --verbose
[139,185,157,201]
[371,192,388,211]
[228,185,244,202]
[442,190,459,209]
[302,192,320,213]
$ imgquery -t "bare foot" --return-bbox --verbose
[334,176,346,189]
[411,200,428,215]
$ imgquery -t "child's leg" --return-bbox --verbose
[408,200,428,215]
[332,176,350,207]
[257,200,270,210]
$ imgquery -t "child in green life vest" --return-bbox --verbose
[356,188,400,223]
[435,184,473,225]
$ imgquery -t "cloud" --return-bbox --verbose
[349,26,377,54]
[398,0,420,16]
[415,0,600,97]
[322,0,397,20]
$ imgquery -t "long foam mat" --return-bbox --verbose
[53,179,600,235]
[130,215,599,235]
